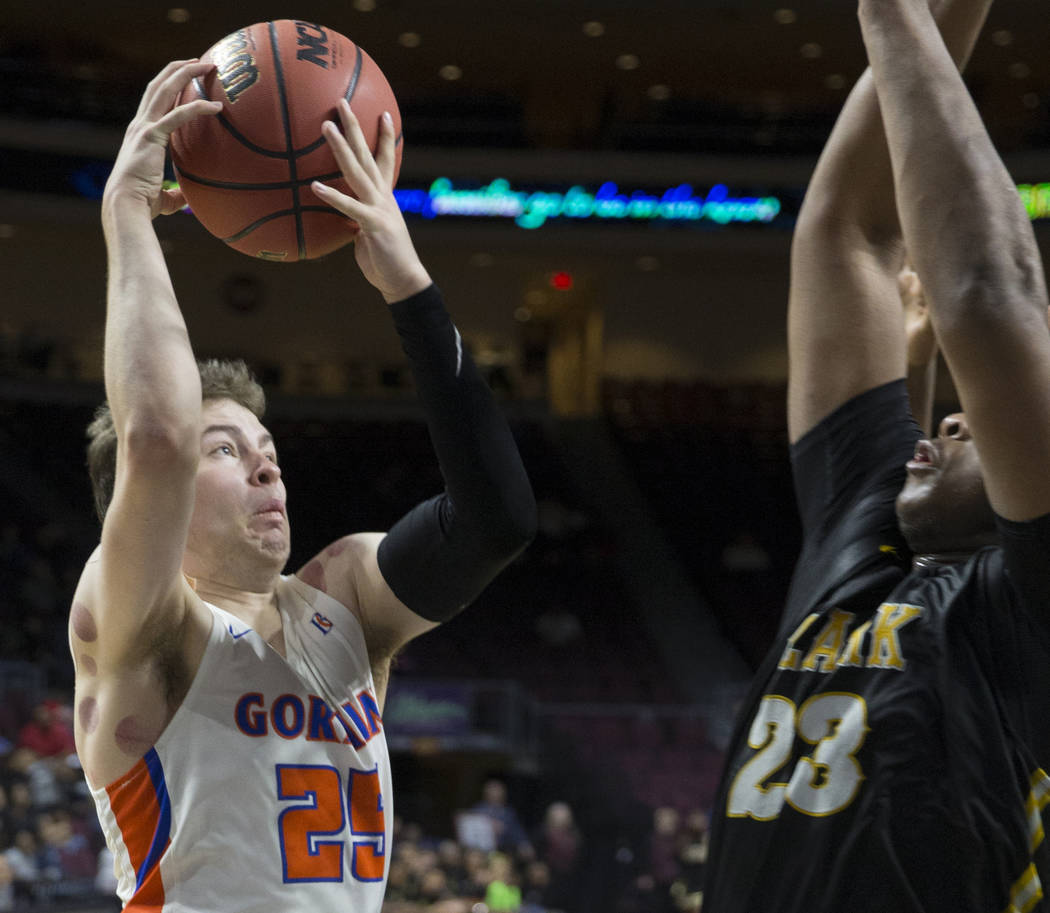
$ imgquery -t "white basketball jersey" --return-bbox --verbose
[90,575,393,912]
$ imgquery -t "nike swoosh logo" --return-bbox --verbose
[228,624,252,640]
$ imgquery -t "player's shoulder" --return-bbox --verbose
[70,544,117,639]
[297,532,380,578]
[69,546,102,646]
[72,544,210,668]
[294,533,383,613]
[292,531,434,676]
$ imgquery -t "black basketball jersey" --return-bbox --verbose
[704,380,1050,913]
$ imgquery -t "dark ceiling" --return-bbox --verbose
[2,1,1048,396]
[4,0,1049,157]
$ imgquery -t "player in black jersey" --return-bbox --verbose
[703,0,1050,911]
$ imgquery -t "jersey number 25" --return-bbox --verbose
[276,764,386,883]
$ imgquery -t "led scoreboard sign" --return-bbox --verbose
[393,177,783,229]
[1018,183,1050,221]
[5,147,1050,229]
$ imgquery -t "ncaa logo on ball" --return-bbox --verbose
[294,22,330,69]
[213,29,259,104]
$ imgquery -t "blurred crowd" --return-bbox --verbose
[383,783,708,913]
[0,698,115,910]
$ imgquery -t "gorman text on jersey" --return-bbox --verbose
[234,689,383,749]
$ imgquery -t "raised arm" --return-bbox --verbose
[84,61,221,666]
[302,102,536,674]
[788,0,990,443]
[860,0,1050,522]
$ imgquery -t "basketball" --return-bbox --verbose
[170,20,402,262]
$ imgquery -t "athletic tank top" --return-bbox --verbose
[90,575,393,912]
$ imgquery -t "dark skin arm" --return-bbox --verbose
[860,0,1050,522]
[788,0,991,445]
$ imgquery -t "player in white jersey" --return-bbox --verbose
[70,59,536,912]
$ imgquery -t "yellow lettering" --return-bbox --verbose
[835,620,871,669]
[1025,768,1050,853]
[866,603,922,670]
[778,613,819,671]
[801,610,855,672]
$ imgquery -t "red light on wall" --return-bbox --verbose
[550,271,574,290]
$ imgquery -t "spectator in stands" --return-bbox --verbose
[646,806,682,913]
[389,838,425,902]
[405,844,441,895]
[399,819,425,847]
[418,866,455,906]
[384,856,415,904]
[436,837,470,895]
[6,748,63,810]
[607,831,652,913]
[671,809,708,912]
[532,800,583,911]
[2,774,37,835]
[36,807,96,889]
[2,828,38,906]
[16,701,74,760]
[0,855,13,912]
[520,859,554,912]
[484,852,522,912]
[470,778,533,857]
[462,846,492,897]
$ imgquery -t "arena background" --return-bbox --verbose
[2,2,1049,910]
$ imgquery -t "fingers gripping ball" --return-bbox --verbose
[170,20,402,262]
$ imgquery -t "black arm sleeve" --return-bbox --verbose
[376,283,537,622]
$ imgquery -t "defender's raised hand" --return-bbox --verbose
[898,262,936,370]
[312,99,431,303]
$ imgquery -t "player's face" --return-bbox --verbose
[895,412,997,554]
[183,399,291,583]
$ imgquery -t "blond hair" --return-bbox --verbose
[86,359,266,523]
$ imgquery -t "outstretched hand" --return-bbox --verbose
[104,59,222,218]
[898,262,937,368]
[312,100,431,303]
